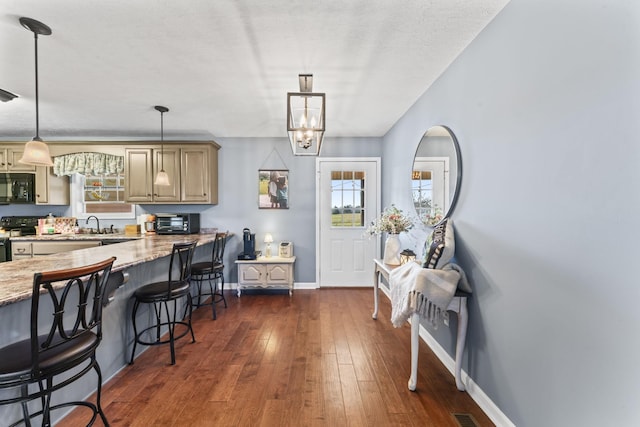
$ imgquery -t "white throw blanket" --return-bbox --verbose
[389,262,471,328]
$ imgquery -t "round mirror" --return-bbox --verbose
[411,125,462,226]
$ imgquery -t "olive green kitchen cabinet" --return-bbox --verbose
[124,142,219,204]
[35,166,70,205]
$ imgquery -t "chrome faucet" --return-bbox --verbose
[86,215,100,234]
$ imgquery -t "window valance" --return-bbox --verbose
[53,152,124,177]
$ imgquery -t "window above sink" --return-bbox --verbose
[71,173,136,220]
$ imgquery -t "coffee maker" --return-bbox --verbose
[237,228,258,260]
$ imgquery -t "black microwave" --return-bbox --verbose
[0,173,35,204]
[155,213,200,234]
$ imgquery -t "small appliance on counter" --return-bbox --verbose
[155,213,200,234]
[237,227,259,260]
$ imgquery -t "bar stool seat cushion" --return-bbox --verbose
[0,333,97,379]
[191,261,223,275]
[134,280,190,302]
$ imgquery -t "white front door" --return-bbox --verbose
[316,158,380,287]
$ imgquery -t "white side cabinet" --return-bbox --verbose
[235,256,296,297]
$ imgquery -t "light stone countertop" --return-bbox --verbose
[0,233,218,307]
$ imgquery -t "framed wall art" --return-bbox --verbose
[259,169,289,209]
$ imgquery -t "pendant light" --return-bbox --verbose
[18,17,54,167]
[287,74,325,156]
[154,105,171,186]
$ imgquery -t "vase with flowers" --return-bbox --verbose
[365,205,414,265]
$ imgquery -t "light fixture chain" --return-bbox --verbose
[34,31,40,140]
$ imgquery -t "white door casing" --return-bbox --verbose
[316,158,381,287]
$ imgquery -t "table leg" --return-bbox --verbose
[408,312,420,391]
[372,268,380,319]
[454,298,468,391]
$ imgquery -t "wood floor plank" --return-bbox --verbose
[56,289,495,427]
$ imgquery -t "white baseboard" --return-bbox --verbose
[416,323,515,427]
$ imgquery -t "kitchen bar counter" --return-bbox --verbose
[0,233,217,307]
[0,232,222,424]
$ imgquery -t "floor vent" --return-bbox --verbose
[452,413,480,427]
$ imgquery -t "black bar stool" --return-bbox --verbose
[0,257,116,427]
[130,241,197,365]
[190,232,228,319]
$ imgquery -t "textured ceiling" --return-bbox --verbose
[0,0,509,140]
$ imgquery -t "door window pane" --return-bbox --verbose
[331,170,365,227]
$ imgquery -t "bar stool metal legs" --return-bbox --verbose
[130,241,197,365]
[190,232,228,319]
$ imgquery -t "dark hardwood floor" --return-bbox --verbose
[59,288,493,426]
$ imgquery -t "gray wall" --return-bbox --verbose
[382,0,640,425]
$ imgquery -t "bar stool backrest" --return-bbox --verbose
[166,241,197,293]
[211,232,228,267]
[29,257,116,375]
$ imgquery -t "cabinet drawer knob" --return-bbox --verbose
[17,248,25,253]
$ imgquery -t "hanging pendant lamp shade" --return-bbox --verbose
[287,74,325,156]
[154,105,171,186]
[19,17,54,167]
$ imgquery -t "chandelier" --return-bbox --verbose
[287,74,325,156]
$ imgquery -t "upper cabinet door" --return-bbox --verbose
[124,148,153,203]
[153,147,180,203]
[181,146,210,203]
[0,147,36,172]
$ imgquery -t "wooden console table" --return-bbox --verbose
[235,256,296,297]
[373,258,469,391]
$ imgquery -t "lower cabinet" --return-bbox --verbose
[235,256,296,296]
[11,240,102,260]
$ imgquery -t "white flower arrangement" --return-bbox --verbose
[365,205,414,235]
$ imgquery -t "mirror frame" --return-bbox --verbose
[412,125,462,225]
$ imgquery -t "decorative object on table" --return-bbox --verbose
[264,233,273,258]
[400,249,417,265]
[287,74,325,156]
[153,105,171,186]
[279,241,293,258]
[259,169,289,209]
[423,217,455,269]
[365,205,414,265]
[18,17,54,167]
